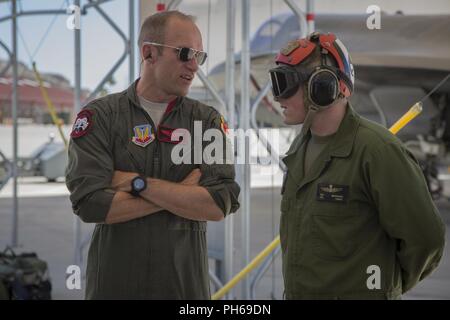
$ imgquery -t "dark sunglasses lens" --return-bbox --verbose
[179,48,207,65]
[178,47,190,62]
[196,52,207,65]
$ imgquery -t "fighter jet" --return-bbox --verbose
[207,11,450,198]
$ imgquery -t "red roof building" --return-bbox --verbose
[0,77,86,124]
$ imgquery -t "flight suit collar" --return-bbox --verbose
[282,103,360,191]
[126,79,141,107]
[283,102,359,160]
[126,78,181,115]
[328,102,360,159]
[298,104,360,189]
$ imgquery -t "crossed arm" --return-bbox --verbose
[105,169,224,224]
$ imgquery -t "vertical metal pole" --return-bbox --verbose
[284,0,308,38]
[224,0,236,299]
[129,0,135,83]
[167,0,182,10]
[306,0,315,34]
[226,0,236,130]
[240,0,251,300]
[11,0,18,248]
[74,0,81,119]
[73,0,82,266]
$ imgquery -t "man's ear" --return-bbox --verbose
[142,45,153,62]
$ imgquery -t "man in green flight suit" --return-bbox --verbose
[269,32,446,299]
[66,11,240,299]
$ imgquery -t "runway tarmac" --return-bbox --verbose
[0,178,449,300]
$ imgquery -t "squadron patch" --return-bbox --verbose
[316,183,349,203]
[132,124,155,147]
[280,40,300,56]
[70,109,93,138]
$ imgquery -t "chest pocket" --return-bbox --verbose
[158,125,199,182]
[112,130,148,174]
[311,199,363,261]
[158,140,198,182]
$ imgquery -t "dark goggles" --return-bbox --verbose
[143,42,208,66]
[269,66,311,100]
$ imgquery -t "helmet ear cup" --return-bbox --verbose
[308,68,340,107]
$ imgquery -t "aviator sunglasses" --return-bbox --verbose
[143,42,208,66]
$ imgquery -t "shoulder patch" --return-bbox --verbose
[281,40,300,56]
[71,109,93,138]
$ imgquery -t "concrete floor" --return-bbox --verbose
[1,180,449,300]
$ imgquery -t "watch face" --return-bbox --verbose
[133,178,145,191]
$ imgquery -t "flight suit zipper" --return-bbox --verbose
[138,110,160,178]
[138,98,176,179]
[152,103,177,178]
[113,131,145,174]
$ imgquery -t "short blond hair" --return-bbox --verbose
[138,11,196,54]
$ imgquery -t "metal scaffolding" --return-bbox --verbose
[224,0,236,299]
[11,0,19,248]
[0,0,136,265]
[1,0,315,300]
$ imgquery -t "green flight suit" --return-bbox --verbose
[280,104,446,299]
[65,80,240,299]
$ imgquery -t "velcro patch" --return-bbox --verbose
[281,40,300,56]
[70,109,93,138]
[316,183,349,203]
[157,125,183,144]
[132,124,155,147]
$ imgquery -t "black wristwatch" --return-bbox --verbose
[130,176,147,196]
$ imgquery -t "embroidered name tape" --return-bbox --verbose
[316,183,349,203]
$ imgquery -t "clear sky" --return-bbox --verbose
[1,0,449,94]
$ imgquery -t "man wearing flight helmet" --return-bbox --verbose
[270,32,445,299]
